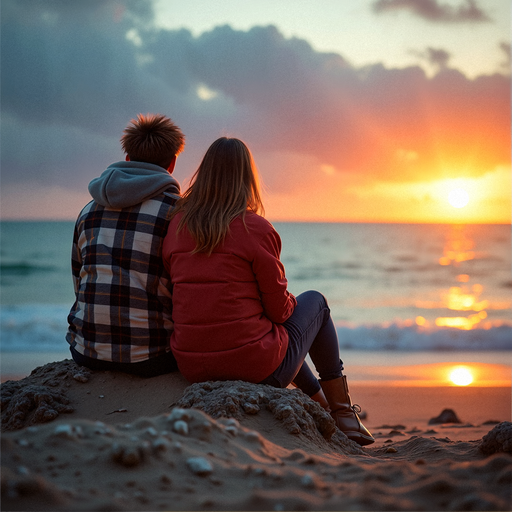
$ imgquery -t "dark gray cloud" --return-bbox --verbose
[410,47,451,71]
[425,47,451,69]
[500,41,511,69]
[1,0,509,198]
[372,0,492,23]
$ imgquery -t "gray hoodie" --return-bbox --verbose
[88,161,181,209]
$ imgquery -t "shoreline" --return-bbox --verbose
[2,349,511,383]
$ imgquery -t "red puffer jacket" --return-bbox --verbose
[162,211,296,383]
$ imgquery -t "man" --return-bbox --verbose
[66,113,185,376]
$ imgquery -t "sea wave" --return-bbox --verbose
[336,323,512,351]
[0,261,57,275]
[1,304,511,354]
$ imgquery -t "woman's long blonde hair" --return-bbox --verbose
[172,137,264,255]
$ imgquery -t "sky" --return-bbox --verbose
[1,0,510,223]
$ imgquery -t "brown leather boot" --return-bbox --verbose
[310,388,331,412]
[320,375,375,446]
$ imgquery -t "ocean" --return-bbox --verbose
[1,221,511,378]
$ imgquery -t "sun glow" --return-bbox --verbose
[449,366,474,386]
[448,188,470,208]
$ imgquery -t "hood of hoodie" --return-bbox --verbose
[88,161,181,209]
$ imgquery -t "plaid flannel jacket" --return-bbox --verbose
[66,190,179,363]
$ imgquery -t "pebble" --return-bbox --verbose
[167,408,190,422]
[145,427,158,437]
[244,430,263,443]
[224,426,238,436]
[386,447,398,453]
[186,457,213,476]
[171,441,182,453]
[173,420,189,436]
[153,438,170,452]
[53,424,84,439]
[301,473,316,488]
[72,372,89,383]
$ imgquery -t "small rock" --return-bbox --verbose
[53,424,84,439]
[385,447,398,453]
[171,442,182,453]
[152,438,170,453]
[173,420,189,436]
[72,371,90,383]
[145,427,158,437]
[167,408,190,422]
[301,473,316,488]
[110,444,143,467]
[428,408,461,425]
[186,457,213,476]
[224,426,238,436]
[244,431,263,443]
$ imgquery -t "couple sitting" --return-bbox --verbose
[66,114,374,446]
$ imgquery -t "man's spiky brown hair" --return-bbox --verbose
[121,113,185,168]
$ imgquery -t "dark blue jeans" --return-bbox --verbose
[70,346,179,378]
[259,290,343,396]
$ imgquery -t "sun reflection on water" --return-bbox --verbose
[417,225,497,330]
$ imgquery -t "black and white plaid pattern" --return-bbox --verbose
[66,191,178,363]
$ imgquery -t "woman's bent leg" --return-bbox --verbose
[259,290,342,395]
[258,290,374,446]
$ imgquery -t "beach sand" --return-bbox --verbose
[1,359,511,511]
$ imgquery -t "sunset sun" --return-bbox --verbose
[448,188,470,209]
[449,367,474,386]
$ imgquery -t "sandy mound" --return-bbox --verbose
[177,380,366,456]
[1,359,512,511]
[1,360,191,430]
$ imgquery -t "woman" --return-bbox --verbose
[162,137,374,446]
